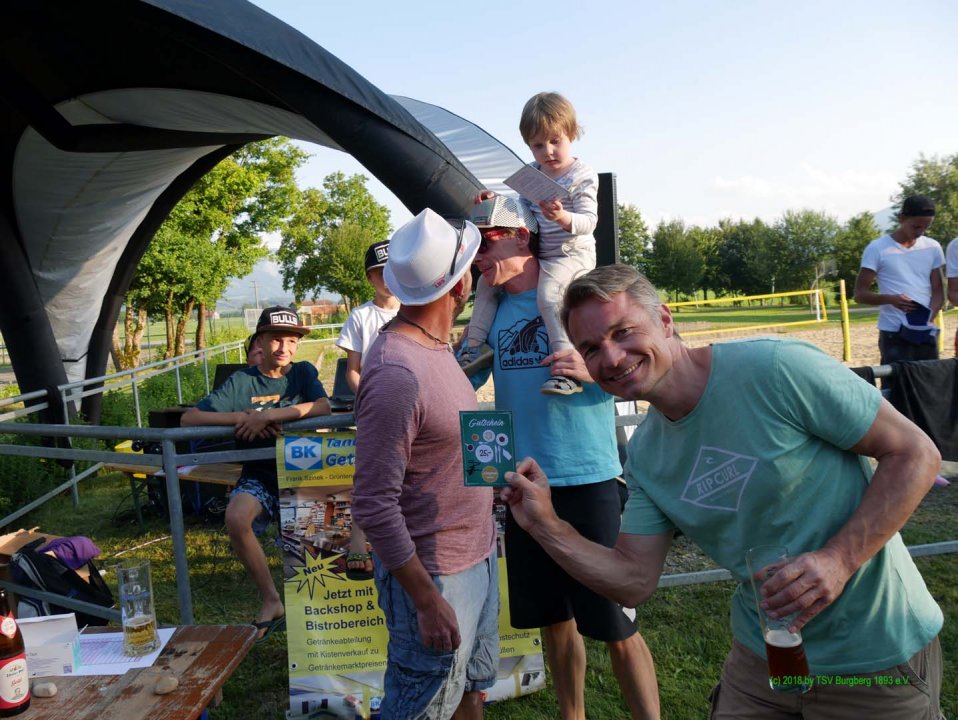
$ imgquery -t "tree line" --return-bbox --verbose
[113,144,958,368]
[112,139,391,369]
[619,153,958,303]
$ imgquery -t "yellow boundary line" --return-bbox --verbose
[670,289,823,308]
[681,318,826,338]
[674,289,828,337]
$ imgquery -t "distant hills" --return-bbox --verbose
[220,258,341,312]
[220,258,294,311]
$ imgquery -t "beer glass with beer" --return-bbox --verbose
[116,559,159,656]
[745,545,813,694]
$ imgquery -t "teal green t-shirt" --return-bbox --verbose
[622,338,942,674]
[196,362,326,486]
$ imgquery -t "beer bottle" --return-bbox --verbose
[0,589,29,716]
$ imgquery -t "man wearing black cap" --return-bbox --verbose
[182,306,330,641]
[335,240,399,394]
[855,195,946,368]
[335,239,397,580]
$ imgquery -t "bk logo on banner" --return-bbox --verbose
[284,436,325,471]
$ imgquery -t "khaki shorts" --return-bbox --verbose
[709,637,944,719]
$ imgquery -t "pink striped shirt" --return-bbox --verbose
[352,331,494,574]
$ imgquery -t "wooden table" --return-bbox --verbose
[22,624,256,720]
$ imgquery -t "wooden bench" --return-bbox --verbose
[102,463,241,529]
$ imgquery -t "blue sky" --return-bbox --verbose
[248,0,957,232]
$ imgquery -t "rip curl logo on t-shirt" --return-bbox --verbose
[497,316,549,371]
[680,446,756,511]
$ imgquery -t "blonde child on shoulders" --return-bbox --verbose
[461,92,597,395]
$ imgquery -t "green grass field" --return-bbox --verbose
[2,304,957,717]
[12,462,956,719]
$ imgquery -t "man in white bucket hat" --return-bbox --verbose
[352,208,498,719]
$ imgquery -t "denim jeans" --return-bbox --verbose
[374,550,499,719]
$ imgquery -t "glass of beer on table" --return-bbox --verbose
[745,545,813,694]
[116,559,160,656]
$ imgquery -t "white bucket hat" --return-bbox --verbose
[384,209,481,306]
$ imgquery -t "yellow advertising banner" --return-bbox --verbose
[278,432,544,719]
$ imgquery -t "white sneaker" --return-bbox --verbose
[540,376,583,395]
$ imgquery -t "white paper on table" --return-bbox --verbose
[503,165,571,204]
[71,628,176,675]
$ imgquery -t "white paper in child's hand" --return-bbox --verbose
[504,165,572,204]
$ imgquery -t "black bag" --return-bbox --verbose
[9,538,114,626]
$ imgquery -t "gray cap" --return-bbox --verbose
[469,195,538,233]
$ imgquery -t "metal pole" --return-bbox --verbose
[59,386,80,508]
[936,308,945,355]
[67,465,79,509]
[161,438,194,624]
[132,370,142,428]
[175,364,183,404]
[838,279,852,363]
[203,354,210,395]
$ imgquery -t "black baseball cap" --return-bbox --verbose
[364,241,389,273]
[252,306,309,341]
[900,195,935,217]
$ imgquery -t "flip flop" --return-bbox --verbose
[345,552,374,582]
[252,615,286,644]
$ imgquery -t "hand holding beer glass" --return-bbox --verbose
[116,559,160,656]
[745,545,813,694]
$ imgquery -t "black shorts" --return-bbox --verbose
[504,478,636,642]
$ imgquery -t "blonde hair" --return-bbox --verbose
[519,92,583,145]
[561,265,663,335]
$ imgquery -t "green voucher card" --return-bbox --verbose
[460,410,516,487]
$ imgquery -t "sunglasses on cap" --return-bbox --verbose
[446,218,466,278]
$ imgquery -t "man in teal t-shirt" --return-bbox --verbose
[502,265,945,718]
[182,306,329,641]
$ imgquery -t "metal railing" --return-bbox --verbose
[0,357,953,625]
[0,332,345,623]
[0,335,339,426]
[0,415,355,624]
